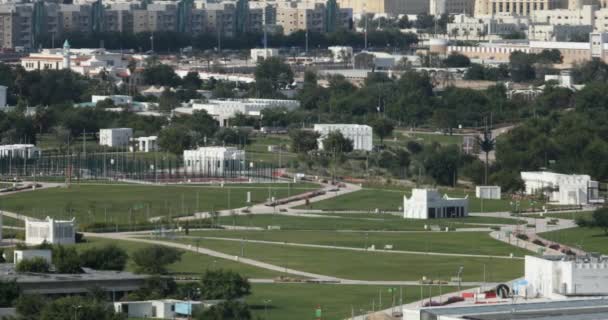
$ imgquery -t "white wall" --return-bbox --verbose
[183,147,246,174]
[476,186,501,199]
[99,128,133,147]
[403,189,468,219]
[314,124,373,151]
[25,218,75,246]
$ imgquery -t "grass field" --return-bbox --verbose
[171,238,524,282]
[0,183,319,225]
[1,214,24,227]
[77,237,279,278]
[384,131,464,147]
[216,214,521,231]
[528,211,593,220]
[244,135,297,167]
[300,188,541,213]
[247,283,460,320]
[186,230,531,256]
[541,227,608,254]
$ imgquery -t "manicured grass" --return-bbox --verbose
[77,237,279,278]
[186,230,531,256]
[217,214,518,231]
[300,188,541,213]
[1,214,24,227]
[244,135,297,167]
[173,238,524,282]
[247,283,460,320]
[384,130,464,146]
[528,211,593,220]
[541,227,608,254]
[0,183,319,225]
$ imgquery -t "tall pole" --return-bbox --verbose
[364,9,368,49]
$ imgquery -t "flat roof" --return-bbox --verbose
[0,264,147,283]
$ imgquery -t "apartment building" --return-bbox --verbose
[276,1,352,34]
[474,0,567,16]
[336,0,428,15]
[0,2,62,49]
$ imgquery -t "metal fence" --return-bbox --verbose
[0,152,277,183]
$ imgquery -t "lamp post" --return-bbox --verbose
[73,305,82,320]
[457,266,464,291]
[263,299,272,319]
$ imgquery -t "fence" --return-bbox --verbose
[0,152,277,183]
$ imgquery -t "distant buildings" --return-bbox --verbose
[250,48,279,62]
[114,299,221,319]
[131,136,158,153]
[314,124,373,151]
[13,249,52,265]
[99,128,134,148]
[0,144,40,159]
[475,185,501,199]
[183,146,246,175]
[191,98,300,127]
[329,46,353,63]
[92,95,133,106]
[403,188,468,219]
[520,171,599,205]
[337,0,428,14]
[25,217,75,246]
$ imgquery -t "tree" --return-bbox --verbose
[442,53,471,68]
[53,245,83,274]
[371,118,394,145]
[509,51,537,82]
[322,131,353,153]
[590,208,608,235]
[40,296,123,320]
[476,127,496,185]
[0,280,20,307]
[253,57,294,97]
[289,129,319,153]
[199,269,251,300]
[15,294,46,320]
[158,125,193,155]
[423,145,461,186]
[132,245,183,274]
[194,301,252,320]
[182,71,203,90]
[80,244,128,271]
[354,53,375,69]
[16,257,51,273]
[142,64,182,87]
[158,89,180,114]
[128,276,178,300]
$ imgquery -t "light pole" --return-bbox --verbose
[73,305,82,320]
[457,266,464,291]
[263,299,272,319]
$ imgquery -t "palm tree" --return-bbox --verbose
[476,127,496,185]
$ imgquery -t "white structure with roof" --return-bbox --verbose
[183,146,245,175]
[25,217,75,245]
[250,48,279,62]
[92,95,133,106]
[13,250,52,265]
[475,186,501,199]
[314,124,373,151]
[130,136,158,152]
[114,299,222,319]
[99,128,133,148]
[521,171,599,205]
[0,144,40,159]
[329,46,353,63]
[191,99,300,127]
[525,255,608,298]
[403,189,468,219]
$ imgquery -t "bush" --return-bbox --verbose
[80,244,128,271]
[561,248,576,256]
[490,226,501,231]
[515,234,529,241]
[532,239,545,247]
[16,257,50,273]
[549,244,561,250]
[132,245,183,274]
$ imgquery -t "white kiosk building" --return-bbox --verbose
[403,189,468,219]
[314,124,373,151]
[0,144,41,159]
[520,171,599,205]
[525,255,608,298]
[475,186,501,199]
[99,128,133,148]
[183,147,246,175]
[130,136,158,153]
[25,217,76,246]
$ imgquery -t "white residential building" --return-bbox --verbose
[328,46,354,63]
[13,250,52,265]
[114,300,203,319]
[191,99,300,127]
[250,48,279,62]
[131,136,158,152]
[183,146,246,175]
[25,217,75,246]
[521,171,599,205]
[99,128,133,148]
[403,189,469,219]
[525,255,608,298]
[314,124,373,151]
[92,95,133,106]
[0,144,41,159]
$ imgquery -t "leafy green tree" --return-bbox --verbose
[371,118,395,144]
[509,51,537,82]
[199,269,251,300]
[127,276,178,300]
[443,53,471,68]
[40,296,124,320]
[590,208,608,235]
[476,128,496,185]
[16,257,51,273]
[423,145,461,186]
[15,294,47,320]
[158,89,181,114]
[53,245,83,274]
[80,244,128,271]
[289,129,319,153]
[406,141,423,154]
[132,246,183,274]
[158,125,193,155]
[0,280,20,307]
[142,64,182,87]
[182,71,203,90]
[322,131,354,153]
[253,57,293,97]
[194,301,252,320]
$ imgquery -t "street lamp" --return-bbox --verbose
[457,266,464,291]
[73,305,82,320]
[263,299,272,319]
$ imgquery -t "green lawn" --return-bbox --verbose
[247,283,460,320]
[541,227,608,254]
[384,131,464,146]
[300,188,541,213]
[77,237,279,278]
[172,238,524,282]
[0,183,319,226]
[217,214,519,231]
[244,135,297,166]
[186,230,531,256]
[528,211,593,220]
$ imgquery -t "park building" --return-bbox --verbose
[403,188,469,219]
[250,48,280,62]
[520,171,599,205]
[92,95,133,106]
[99,128,134,148]
[0,144,41,159]
[183,146,246,175]
[25,217,76,246]
[130,136,158,153]
[314,124,373,151]
[191,98,300,127]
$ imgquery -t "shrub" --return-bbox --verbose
[490,226,501,231]
[532,239,545,247]
[516,234,529,241]
[561,248,576,256]
[549,244,560,250]
[16,257,50,273]
[80,244,128,271]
